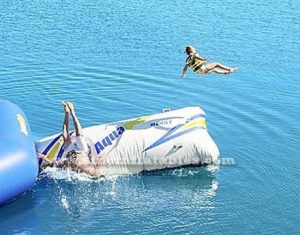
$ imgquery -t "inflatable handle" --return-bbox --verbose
[173,143,183,150]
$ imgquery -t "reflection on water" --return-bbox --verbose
[0,189,38,235]
[13,167,218,234]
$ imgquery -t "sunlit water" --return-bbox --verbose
[0,0,299,234]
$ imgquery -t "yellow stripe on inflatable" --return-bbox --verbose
[182,119,207,130]
[124,115,150,130]
[47,137,64,160]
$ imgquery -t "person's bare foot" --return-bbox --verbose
[62,101,70,113]
[225,67,237,75]
[67,102,75,114]
[230,67,238,73]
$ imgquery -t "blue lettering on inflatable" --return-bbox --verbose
[150,120,172,127]
[102,136,112,147]
[95,126,125,154]
[117,126,125,135]
[95,142,105,153]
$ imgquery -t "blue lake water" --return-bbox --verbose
[1,0,300,234]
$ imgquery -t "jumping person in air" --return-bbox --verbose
[181,45,237,78]
[38,101,106,178]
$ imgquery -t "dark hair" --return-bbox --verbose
[66,150,77,164]
[185,45,194,55]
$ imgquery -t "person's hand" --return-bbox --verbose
[38,153,54,166]
[96,152,107,167]
[38,153,46,159]
[180,74,186,78]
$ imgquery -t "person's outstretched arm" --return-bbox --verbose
[193,53,208,61]
[181,64,189,78]
[38,153,54,167]
[38,153,69,168]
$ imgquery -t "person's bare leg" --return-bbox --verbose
[62,102,72,146]
[67,102,83,137]
[206,63,237,75]
[210,68,229,74]
[206,62,232,71]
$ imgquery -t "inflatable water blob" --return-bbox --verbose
[0,100,39,206]
[36,106,220,176]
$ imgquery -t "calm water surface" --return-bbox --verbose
[0,0,299,234]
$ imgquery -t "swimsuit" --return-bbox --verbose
[62,135,89,159]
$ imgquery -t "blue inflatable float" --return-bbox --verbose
[0,100,38,206]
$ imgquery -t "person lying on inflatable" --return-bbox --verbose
[38,101,105,178]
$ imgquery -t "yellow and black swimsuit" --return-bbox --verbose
[186,55,206,72]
